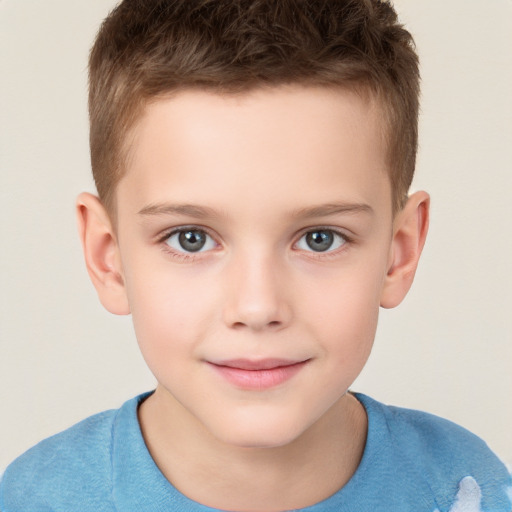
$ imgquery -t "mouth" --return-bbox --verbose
[206,358,310,390]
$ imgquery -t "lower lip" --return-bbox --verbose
[208,361,308,390]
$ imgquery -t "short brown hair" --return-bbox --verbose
[89,0,419,213]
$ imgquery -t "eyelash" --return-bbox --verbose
[295,227,352,259]
[157,226,352,261]
[157,226,218,262]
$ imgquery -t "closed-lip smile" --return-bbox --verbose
[206,358,310,390]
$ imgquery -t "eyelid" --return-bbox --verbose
[293,226,352,254]
[157,225,221,257]
[155,224,353,261]
[294,225,351,240]
[157,224,217,242]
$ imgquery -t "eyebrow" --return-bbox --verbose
[138,203,220,218]
[138,202,373,219]
[292,203,374,218]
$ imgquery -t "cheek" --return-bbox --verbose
[123,260,219,367]
[298,254,387,357]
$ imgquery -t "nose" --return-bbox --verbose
[222,250,292,332]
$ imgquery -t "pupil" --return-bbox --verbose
[179,230,206,252]
[306,231,333,252]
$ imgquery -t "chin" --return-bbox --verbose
[209,414,311,450]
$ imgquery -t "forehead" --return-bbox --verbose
[118,86,391,218]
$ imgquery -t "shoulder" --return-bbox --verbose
[356,393,512,512]
[0,405,122,511]
[376,397,506,474]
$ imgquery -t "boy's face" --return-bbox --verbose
[106,86,407,447]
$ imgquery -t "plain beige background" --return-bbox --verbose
[1,0,511,471]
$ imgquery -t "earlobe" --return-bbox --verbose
[76,192,130,315]
[380,191,430,309]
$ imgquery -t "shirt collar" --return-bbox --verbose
[111,391,218,511]
[110,391,391,511]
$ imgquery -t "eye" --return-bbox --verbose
[296,229,347,253]
[165,228,216,253]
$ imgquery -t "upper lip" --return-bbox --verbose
[208,358,309,370]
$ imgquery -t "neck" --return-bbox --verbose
[138,387,367,511]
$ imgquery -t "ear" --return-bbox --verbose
[76,192,130,315]
[380,191,430,309]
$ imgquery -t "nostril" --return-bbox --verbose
[230,319,282,331]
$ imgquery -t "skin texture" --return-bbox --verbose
[77,86,429,511]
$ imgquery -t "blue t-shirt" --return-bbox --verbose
[1,392,511,512]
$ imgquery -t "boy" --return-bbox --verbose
[1,0,511,510]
